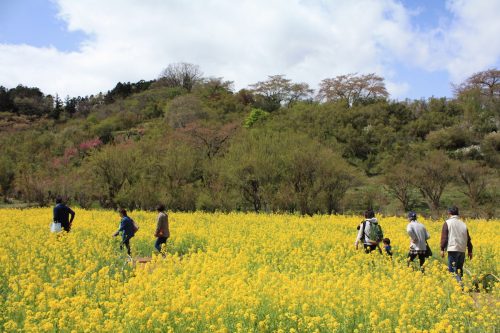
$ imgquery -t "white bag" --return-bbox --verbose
[50,221,62,233]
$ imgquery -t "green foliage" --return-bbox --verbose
[426,126,473,150]
[166,95,208,128]
[1,68,499,217]
[481,132,500,167]
[0,157,15,201]
[243,108,269,128]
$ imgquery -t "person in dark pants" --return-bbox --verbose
[354,209,383,254]
[53,197,75,232]
[113,209,135,257]
[154,204,170,254]
[440,206,473,282]
[406,211,430,268]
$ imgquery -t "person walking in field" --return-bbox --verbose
[53,196,75,232]
[406,211,430,268]
[113,209,136,257]
[440,206,473,282]
[154,204,170,254]
[355,209,384,254]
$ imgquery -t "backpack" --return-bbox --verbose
[131,219,139,234]
[361,220,383,245]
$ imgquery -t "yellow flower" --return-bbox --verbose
[0,208,497,332]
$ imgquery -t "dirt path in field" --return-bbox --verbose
[134,257,152,263]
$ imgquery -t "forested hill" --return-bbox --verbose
[0,64,499,218]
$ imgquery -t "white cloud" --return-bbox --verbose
[0,0,499,99]
[444,0,500,81]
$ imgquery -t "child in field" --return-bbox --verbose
[382,238,393,256]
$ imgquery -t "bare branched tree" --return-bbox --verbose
[317,73,388,106]
[457,162,491,217]
[453,68,500,99]
[158,63,203,92]
[249,75,313,110]
[412,151,455,218]
[384,163,415,212]
[179,121,240,159]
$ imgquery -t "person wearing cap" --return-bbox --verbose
[154,204,170,253]
[440,206,473,282]
[406,211,430,268]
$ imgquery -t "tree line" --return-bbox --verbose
[0,64,498,218]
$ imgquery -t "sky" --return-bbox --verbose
[0,0,499,100]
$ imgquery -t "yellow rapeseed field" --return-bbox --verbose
[0,208,498,332]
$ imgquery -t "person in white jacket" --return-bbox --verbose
[406,211,430,267]
[440,206,473,282]
[355,209,383,254]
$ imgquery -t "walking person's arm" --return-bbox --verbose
[154,214,163,237]
[440,222,449,258]
[354,223,364,249]
[466,229,473,260]
[113,219,125,237]
[407,224,417,244]
[68,207,75,224]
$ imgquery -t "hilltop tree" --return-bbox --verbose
[64,96,78,115]
[158,63,203,92]
[317,73,388,106]
[249,75,313,111]
[49,94,64,119]
[0,86,15,112]
[453,68,500,133]
[454,68,500,99]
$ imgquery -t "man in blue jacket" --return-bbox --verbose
[53,197,75,232]
[113,209,136,256]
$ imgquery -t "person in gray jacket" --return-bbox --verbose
[440,206,473,282]
[154,204,170,253]
[406,211,430,267]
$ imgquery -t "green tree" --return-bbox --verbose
[411,151,455,218]
[86,144,140,208]
[457,161,492,217]
[283,136,357,215]
[243,108,269,128]
[384,163,415,212]
[453,68,500,134]
[222,130,284,212]
[166,95,208,128]
[481,132,500,168]
[0,157,15,202]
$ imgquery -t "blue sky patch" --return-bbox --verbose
[0,0,88,52]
